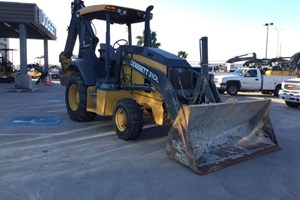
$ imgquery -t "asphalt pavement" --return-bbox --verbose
[0,80,299,200]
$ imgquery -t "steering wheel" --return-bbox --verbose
[113,39,128,50]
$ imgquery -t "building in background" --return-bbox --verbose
[0,1,56,89]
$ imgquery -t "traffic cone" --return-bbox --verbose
[45,76,51,86]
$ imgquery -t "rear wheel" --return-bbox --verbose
[66,72,97,122]
[113,98,143,140]
[227,84,239,95]
[285,101,300,108]
[274,85,281,97]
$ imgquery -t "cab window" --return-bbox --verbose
[244,70,257,77]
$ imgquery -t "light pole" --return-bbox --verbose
[264,22,273,58]
[275,28,282,57]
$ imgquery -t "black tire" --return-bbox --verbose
[274,85,281,97]
[226,84,239,95]
[112,98,143,140]
[285,101,300,108]
[65,72,97,122]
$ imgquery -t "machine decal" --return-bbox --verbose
[129,60,159,83]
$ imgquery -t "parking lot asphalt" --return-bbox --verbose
[0,81,300,200]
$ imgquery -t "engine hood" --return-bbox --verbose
[284,78,300,83]
[215,74,240,80]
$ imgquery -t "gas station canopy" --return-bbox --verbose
[0,1,56,89]
[0,1,56,40]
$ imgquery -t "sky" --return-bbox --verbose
[3,0,300,65]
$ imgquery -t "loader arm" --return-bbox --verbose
[124,56,181,120]
[123,49,221,121]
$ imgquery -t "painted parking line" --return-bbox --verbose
[6,116,63,125]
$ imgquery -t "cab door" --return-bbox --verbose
[241,69,261,90]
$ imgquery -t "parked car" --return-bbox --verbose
[49,69,60,80]
[214,68,294,96]
[279,78,300,108]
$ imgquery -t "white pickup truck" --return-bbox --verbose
[279,78,300,108]
[214,68,294,96]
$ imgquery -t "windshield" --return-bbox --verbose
[231,69,247,76]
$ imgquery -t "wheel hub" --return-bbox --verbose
[115,108,127,132]
[69,84,79,111]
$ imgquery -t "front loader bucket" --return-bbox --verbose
[166,99,280,175]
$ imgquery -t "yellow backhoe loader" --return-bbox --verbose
[0,48,15,83]
[59,0,280,174]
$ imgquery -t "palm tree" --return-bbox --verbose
[136,35,144,46]
[150,31,161,48]
[177,51,188,59]
[136,31,161,48]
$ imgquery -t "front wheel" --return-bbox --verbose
[285,101,300,108]
[227,84,239,95]
[113,98,143,140]
[65,72,97,122]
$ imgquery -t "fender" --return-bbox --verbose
[226,80,241,89]
[67,58,100,86]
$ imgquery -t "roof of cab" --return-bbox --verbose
[78,4,153,24]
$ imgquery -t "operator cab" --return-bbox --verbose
[77,4,153,85]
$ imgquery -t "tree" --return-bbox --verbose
[177,51,188,59]
[150,31,161,48]
[136,35,144,46]
[136,31,161,48]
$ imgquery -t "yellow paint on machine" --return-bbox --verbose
[133,91,164,125]
[131,54,167,75]
[86,86,165,125]
[87,87,131,116]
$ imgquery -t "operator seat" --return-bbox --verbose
[99,43,119,80]
[99,43,116,62]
